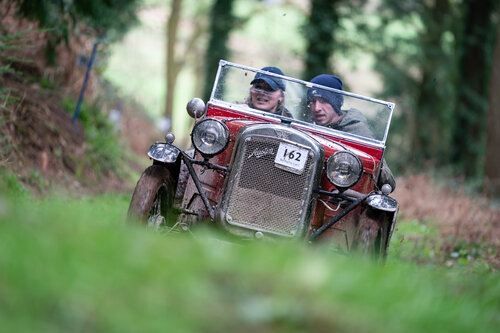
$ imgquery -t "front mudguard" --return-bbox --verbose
[149,142,227,221]
[364,194,399,253]
[354,201,399,257]
[310,190,398,256]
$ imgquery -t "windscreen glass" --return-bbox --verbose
[211,61,394,144]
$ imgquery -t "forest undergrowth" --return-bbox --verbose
[1,3,498,271]
[392,174,499,270]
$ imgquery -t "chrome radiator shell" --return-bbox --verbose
[216,124,324,238]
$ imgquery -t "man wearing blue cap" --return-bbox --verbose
[247,66,292,118]
[308,74,372,138]
[308,74,396,191]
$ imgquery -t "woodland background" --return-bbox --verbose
[108,0,500,197]
[1,1,500,331]
[2,0,500,196]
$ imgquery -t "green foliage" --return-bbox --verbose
[389,219,443,265]
[40,75,57,89]
[450,0,499,179]
[203,0,237,101]
[13,0,141,63]
[389,218,495,273]
[15,0,140,36]
[0,29,35,98]
[62,98,124,177]
[302,0,341,80]
[301,0,370,80]
[0,193,499,332]
[0,167,29,197]
[0,114,14,159]
[359,1,458,173]
[354,0,499,182]
[23,168,48,192]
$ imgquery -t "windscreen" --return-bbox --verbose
[210,61,394,145]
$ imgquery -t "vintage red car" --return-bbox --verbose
[128,60,398,258]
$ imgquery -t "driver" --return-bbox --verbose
[308,74,396,191]
[246,66,293,118]
[308,74,372,137]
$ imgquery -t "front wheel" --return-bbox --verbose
[128,165,177,229]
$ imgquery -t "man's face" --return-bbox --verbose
[250,80,283,112]
[309,97,340,126]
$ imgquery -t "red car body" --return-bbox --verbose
[129,61,398,257]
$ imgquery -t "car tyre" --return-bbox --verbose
[128,165,176,228]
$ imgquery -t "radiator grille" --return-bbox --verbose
[226,136,314,236]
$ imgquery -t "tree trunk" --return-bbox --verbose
[411,0,451,165]
[484,20,500,197]
[165,0,183,130]
[302,0,340,80]
[202,0,235,102]
[450,0,497,177]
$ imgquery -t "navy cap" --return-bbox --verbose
[311,74,343,90]
[308,74,344,114]
[250,66,286,91]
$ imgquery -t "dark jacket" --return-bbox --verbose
[327,109,373,139]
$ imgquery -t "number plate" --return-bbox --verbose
[274,142,309,174]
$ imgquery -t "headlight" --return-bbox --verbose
[147,143,180,163]
[191,119,229,157]
[326,151,363,189]
[366,194,398,212]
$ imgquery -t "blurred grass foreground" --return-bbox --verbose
[0,193,499,333]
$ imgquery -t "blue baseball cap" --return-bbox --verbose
[250,66,286,91]
[308,74,344,114]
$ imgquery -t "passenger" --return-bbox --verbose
[308,74,396,191]
[246,66,293,118]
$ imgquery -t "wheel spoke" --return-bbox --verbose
[147,188,163,227]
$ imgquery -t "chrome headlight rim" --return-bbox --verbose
[365,194,398,212]
[191,119,230,157]
[326,150,363,189]
[147,143,180,163]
